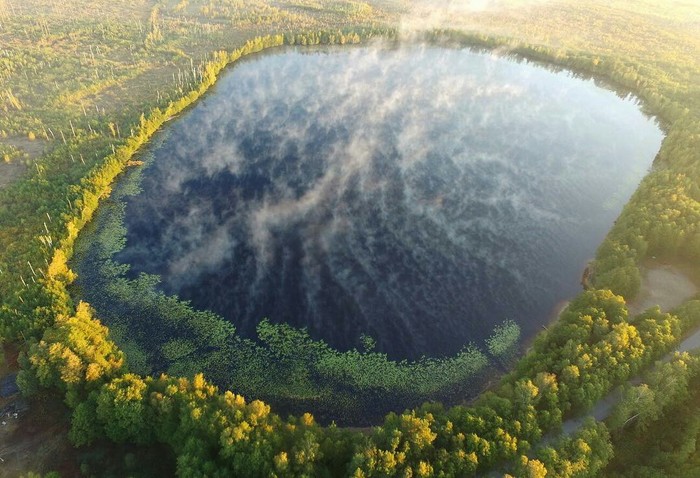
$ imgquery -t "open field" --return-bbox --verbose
[628,262,699,316]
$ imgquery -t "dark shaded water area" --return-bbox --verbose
[89,45,662,365]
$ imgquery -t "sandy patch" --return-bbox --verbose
[628,262,699,316]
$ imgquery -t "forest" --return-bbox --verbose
[0,0,699,476]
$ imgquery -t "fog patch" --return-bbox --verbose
[115,45,662,359]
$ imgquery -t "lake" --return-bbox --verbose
[114,44,662,359]
[73,44,662,421]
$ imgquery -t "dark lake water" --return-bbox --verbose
[112,45,662,361]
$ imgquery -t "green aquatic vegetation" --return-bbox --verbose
[486,319,520,358]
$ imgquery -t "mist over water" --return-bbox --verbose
[116,45,662,360]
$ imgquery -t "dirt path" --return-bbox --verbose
[558,324,700,440]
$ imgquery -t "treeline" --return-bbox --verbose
[3,26,700,477]
[348,291,686,476]
[18,288,692,475]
